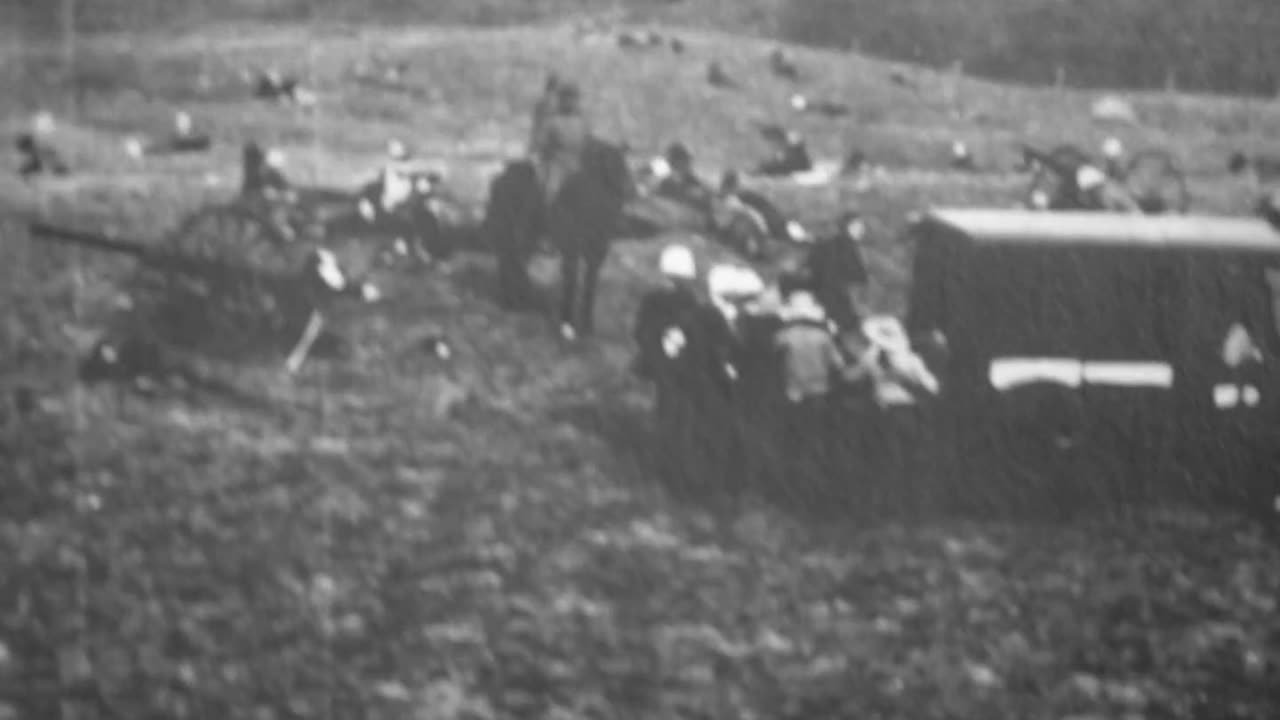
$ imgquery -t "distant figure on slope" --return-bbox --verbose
[15,133,69,180]
[757,131,813,177]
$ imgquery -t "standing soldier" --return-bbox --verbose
[806,210,872,336]
[529,77,592,205]
[527,73,561,158]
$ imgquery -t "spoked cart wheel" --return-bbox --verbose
[142,204,314,360]
[168,203,297,273]
[1124,149,1190,214]
[1025,144,1095,210]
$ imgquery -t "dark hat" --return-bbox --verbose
[665,142,692,167]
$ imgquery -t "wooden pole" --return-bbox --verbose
[62,0,79,116]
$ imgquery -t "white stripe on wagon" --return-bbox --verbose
[1081,361,1174,388]
[990,358,1175,391]
[989,357,1082,391]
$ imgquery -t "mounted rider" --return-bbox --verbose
[528,74,594,205]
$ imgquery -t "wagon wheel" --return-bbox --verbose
[169,204,297,274]
[153,204,311,358]
[1124,149,1190,214]
[1025,144,1095,210]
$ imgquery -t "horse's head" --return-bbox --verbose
[582,137,637,203]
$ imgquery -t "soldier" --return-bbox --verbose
[859,316,941,513]
[530,79,592,205]
[805,210,871,334]
[772,289,857,488]
[1101,137,1125,179]
[654,142,713,210]
[1076,165,1142,213]
[632,244,701,384]
[757,131,813,176]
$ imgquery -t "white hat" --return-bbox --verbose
[1076,165,1106,191]
[658,244,696,280]
[649,156,672,179]
[785,219,810,242]
[1102,137,1124,158]
[265,148,286,169]
[790,94,808,111]
[387,138,408,160]
[175,111,193,134]
[952,140,968,157]
[862,315,912,354]
[33,111,55,135]
[708,264,763,300]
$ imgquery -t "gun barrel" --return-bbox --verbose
[28,222,151,259]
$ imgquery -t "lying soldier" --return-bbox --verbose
[167,111,212,152]
[757,131,813,176]
[15,132,69,179]
[1075,165,1142,213]
[716,171,792,241]
[652,142,714,211]
[127,111,213,158]
[241,142,292,201]
[254,67,299,102]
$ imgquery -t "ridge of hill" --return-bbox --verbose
[8,0,1280,94]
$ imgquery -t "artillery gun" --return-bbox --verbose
[29,218,382,376]
[1021,143,1189,214]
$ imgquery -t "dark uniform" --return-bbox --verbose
[632,284,701,383]
[805,220,870,332]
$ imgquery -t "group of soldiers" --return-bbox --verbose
[630,220,942,495]
[1026,137,1145,213]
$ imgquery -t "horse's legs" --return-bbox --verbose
[559,241,582,335]
[578,242,608,336]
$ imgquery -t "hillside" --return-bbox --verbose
[9,0,1280,93]
[2,21,1279,720]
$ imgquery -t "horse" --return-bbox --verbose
[484,160,544,310]
[485,137,635,335]
[549,137,635,337]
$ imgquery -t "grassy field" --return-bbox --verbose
[2,20,1280,719]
